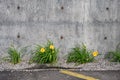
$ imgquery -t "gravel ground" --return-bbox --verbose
[0,61,36,70]
[72,61,120,70]
[0,59,120,71]
[59,59,120,70]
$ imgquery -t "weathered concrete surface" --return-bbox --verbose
[0,0,120,59]
[0,70,120,80]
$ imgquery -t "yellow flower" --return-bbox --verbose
[40,48,45,53]
[92,51,98,57]
[50,45,54,50]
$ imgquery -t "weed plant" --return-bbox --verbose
[105,50,120,62]
[8,45,21,64]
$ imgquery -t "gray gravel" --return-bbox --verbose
[0,61,36,70]
[59,59,120,70]
[0,59,120,71]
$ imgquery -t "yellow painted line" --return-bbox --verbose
[60,70,99,80]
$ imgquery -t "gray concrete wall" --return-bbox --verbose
[0,0,120,59]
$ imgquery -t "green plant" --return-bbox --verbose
[105,50,120,62]
[31,41,59,64]
[67,44,98,64]
[8,45,21,64]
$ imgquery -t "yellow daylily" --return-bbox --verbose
[92,51,98,57]
[40,48,45,53]
[50,45,54,50]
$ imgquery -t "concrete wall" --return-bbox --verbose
[0,0,120,59]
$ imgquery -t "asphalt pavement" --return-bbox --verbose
[0,69,120,80]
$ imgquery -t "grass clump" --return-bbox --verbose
[67,44,98,64]
[105,50,120,62]
[31,41,59,64]
[8,45,21,64]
